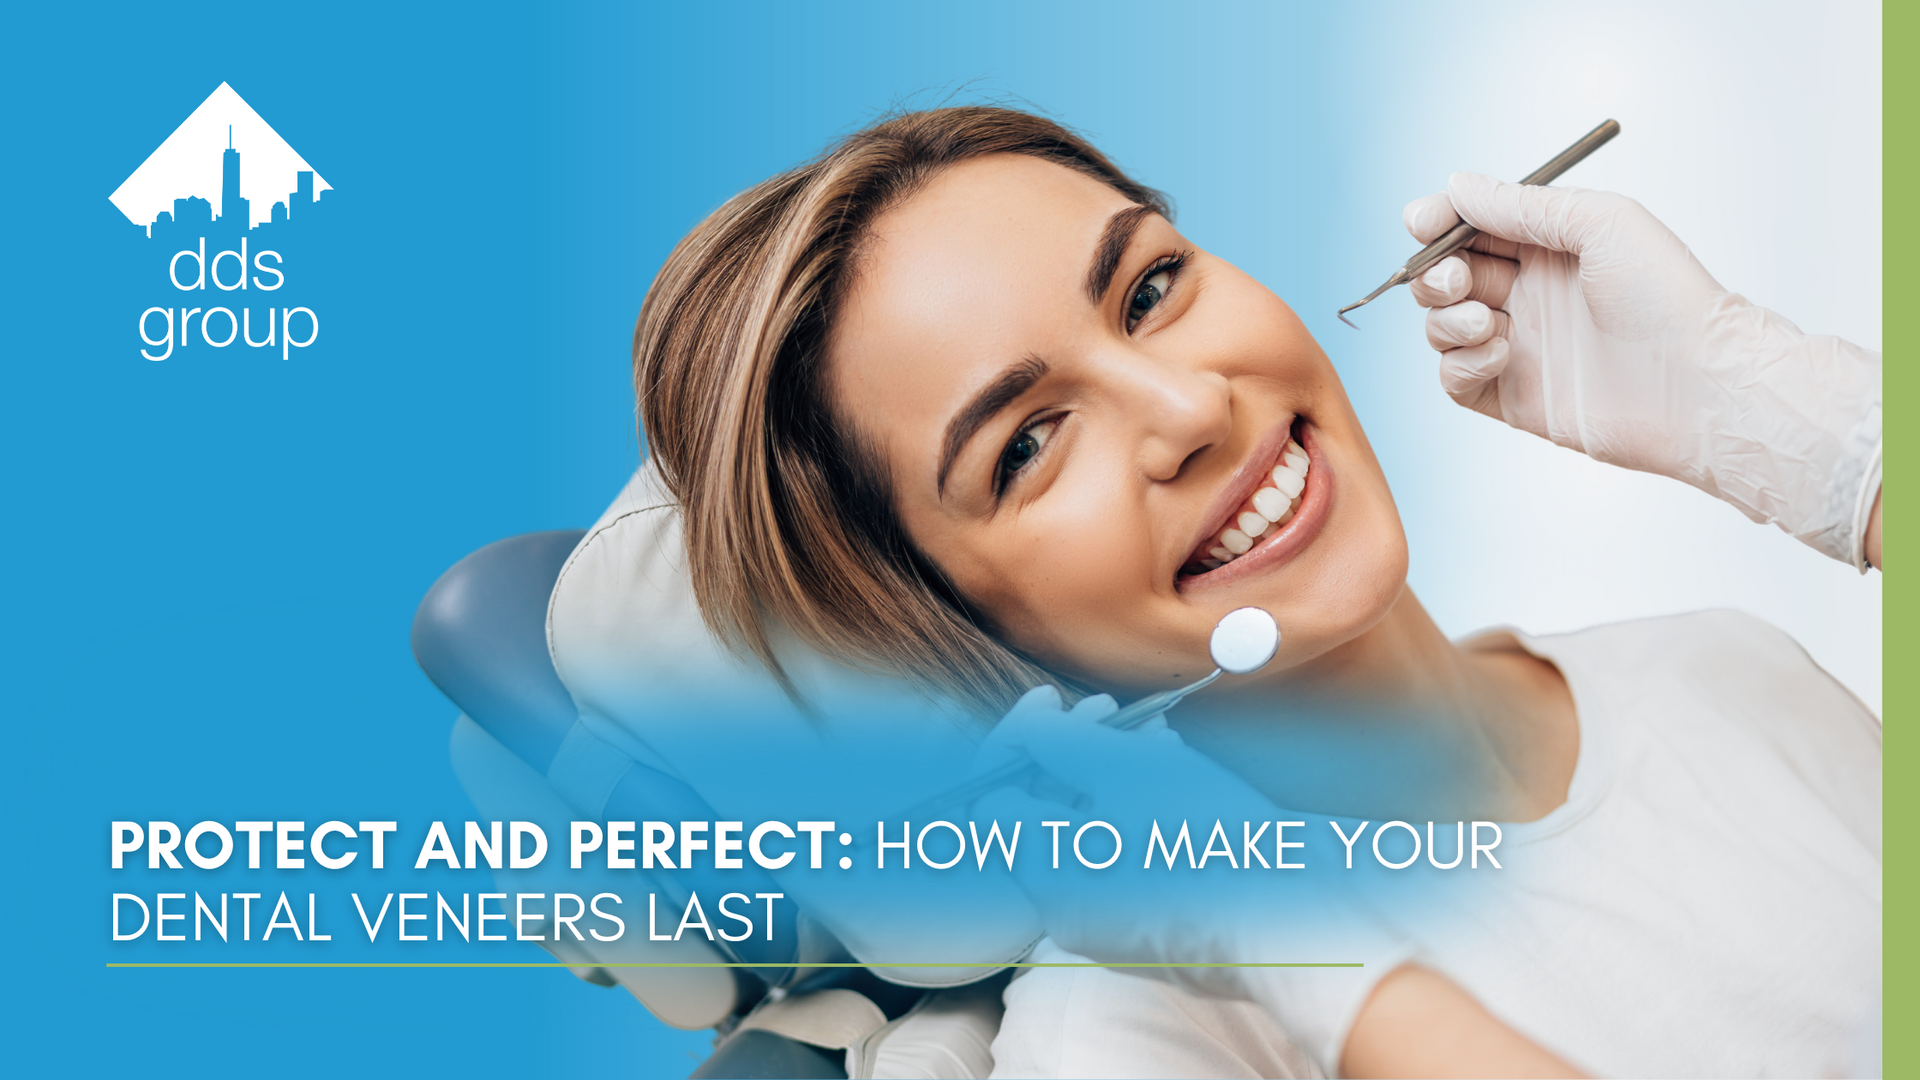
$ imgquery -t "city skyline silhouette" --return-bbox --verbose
[142,129,327,243]
[110,82,331,234]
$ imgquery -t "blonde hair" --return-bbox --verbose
[635,106,1169,716]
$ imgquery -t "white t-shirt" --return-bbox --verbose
[989,610,1881,1079]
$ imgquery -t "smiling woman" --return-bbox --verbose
[640,110,1411,711]
[827,149,1416,705]
[629,107,1879,1079]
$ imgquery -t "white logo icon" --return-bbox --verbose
[110,82,331,235]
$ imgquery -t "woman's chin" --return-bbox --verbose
[1182,427,1408,676]
[1260,523,1411,682]
[1260,519,1408,686]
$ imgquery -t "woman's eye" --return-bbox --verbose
[1127,268,1175,329]
[999,418,1058,483]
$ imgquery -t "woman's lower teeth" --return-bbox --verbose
[1195,439,1309,571]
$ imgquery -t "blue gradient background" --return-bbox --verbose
[0,2,1878,1075]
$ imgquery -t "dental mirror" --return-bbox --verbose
[1210,606,1282,675]
[1102,606,1280,730]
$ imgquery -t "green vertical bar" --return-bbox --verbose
[1889,2,1909,1075]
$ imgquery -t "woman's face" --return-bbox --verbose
[829,154,1408,695]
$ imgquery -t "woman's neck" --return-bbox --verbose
[1191,588,1578,823]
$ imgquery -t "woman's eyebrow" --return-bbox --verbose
[1085,204,1156,303]
[937,355,1050,497]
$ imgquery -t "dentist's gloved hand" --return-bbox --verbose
[972,686,1414,1074]
[1404,174,1882,569]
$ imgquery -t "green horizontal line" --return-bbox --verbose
[107,961,1362,969]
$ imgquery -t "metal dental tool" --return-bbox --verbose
[907,607,1281,817]
[1336,119,1621,328]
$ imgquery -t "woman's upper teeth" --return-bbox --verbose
[1251,486,1291,521]
[1270,461,1305,499]
[1197,438,1309,569]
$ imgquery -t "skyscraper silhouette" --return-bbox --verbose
[134,136,324,240]
[218,125,250,232]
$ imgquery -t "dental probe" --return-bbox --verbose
[904,607,1281,818]
[1336,119,1621,328]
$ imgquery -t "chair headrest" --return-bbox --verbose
[546,461,990,760]
[414,529,587,772]
[546,461,1043,984]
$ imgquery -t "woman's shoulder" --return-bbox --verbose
[1519,608,1816,666]
[1465,609,1878,757]
[1489,611,1878,857]
[1466,610,1839,692]
[1512,609,1880,763]
[1517,609,1836,684]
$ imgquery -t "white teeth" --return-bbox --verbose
[1251,486,1290,521]
[1194,438,1312,570]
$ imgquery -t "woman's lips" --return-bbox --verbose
[1177,420,1332,589]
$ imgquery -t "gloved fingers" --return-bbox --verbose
[1424,300,1511,351]
[973,781,1075,837]
[1016,709,1174,788]
[1457,249,1519,308]
[1437,338,1510,419]
[984,715,1187,812]
[975,784,1069,831]
[991,684,1066,747]
[970,685,1085,779]
[1409,255,1469,307]
[1402,191,1458,244]
[1405,190,1528,260]
[1463,230,1525,261]
[1067,692,1122,722]
[1446,171,1625,255]
[1408,251,1519,310]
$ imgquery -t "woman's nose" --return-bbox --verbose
[1106,351,1233,481]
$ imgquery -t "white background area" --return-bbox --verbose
[1329,1,1882,712]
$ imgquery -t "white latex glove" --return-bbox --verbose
[973,687,1412,1073]
[1405,173,1882,569]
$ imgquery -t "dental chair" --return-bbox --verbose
[411,464,1018,1079]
